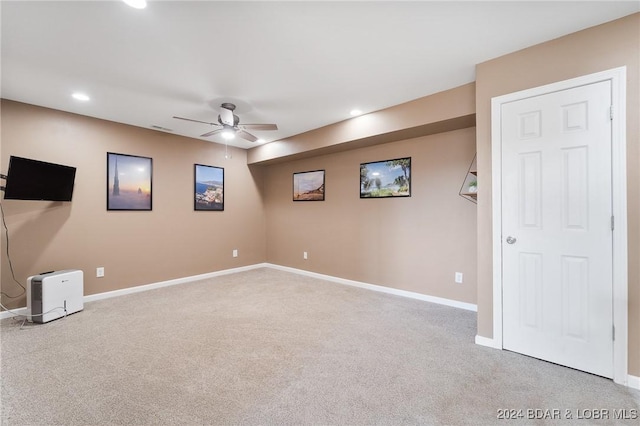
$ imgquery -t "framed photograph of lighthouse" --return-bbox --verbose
[107,152,153,211]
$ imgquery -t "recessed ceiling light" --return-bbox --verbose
[123,0,147,9]
[256,139,265,144]
[350,109,363,116]
[72,93,90,101]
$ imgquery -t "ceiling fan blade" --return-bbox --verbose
[173,116,219,126]
[240,124,278,131]
[236,130,258,142]
[200,129,224,138]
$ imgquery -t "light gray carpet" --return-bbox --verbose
[1,268,638,425]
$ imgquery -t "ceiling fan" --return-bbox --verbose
[173,103,278,142]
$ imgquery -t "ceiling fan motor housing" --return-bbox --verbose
[218,103,239,126]
[218,113,240,127]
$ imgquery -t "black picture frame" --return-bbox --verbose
[194,164,224,211]
[107,152,153,211]
[360,157,411,198]
[293,170,325,201]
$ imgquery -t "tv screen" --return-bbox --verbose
[3,156,76,202]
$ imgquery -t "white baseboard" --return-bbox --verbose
[265,263,478,312]
[2,262,476,318]
[0,263,269,320]
[83,263,270,303]
[628,374,640,390]
[0,306,29,320]
[475,334,502,349]
[2,263,476,319]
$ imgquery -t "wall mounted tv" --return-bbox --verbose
[3,156,76,202]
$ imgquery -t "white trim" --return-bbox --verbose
[0,263,270,320]
[0,306,28,320]
[627,375,640,391]
[490,67,628,385]
[475,335,501,349]
[609,67,628,387]
[83,263,269,303]
[1,262,477,320]
[490,91,504,348]
[266,263,478,312]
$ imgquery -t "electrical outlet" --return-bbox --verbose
[303,251,308,260]
[232,249,238,258]
[96,267,105,278]
[455,272,463,284]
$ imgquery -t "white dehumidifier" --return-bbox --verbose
[26,270,84,323]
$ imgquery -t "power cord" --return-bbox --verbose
[7,306,68,329]
[2,305,67,319]
[0,200,27,299]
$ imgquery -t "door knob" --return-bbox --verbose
[506,236,517,244]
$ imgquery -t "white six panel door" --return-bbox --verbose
[501,80,613,378]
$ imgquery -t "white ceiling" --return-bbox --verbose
[2,1,638,149]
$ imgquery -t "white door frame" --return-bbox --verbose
[489,67,628,385]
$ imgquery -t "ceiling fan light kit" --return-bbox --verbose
[122,0,147,9]
[173,103,278,144]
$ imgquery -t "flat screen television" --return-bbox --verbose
[3,156,76,202]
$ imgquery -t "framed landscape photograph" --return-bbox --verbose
[107,152,152,210]
[293,170,325,201]
[360,157,411,198]
[194,164,224,211]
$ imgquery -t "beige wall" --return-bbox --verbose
[264,127,478,304]
[1,100,267,309]
[475,14,640,375]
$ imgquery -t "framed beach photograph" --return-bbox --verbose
[194,164,224,211]
[360,157,411,198]
[293,170,325,201]
[107,152,152,210]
